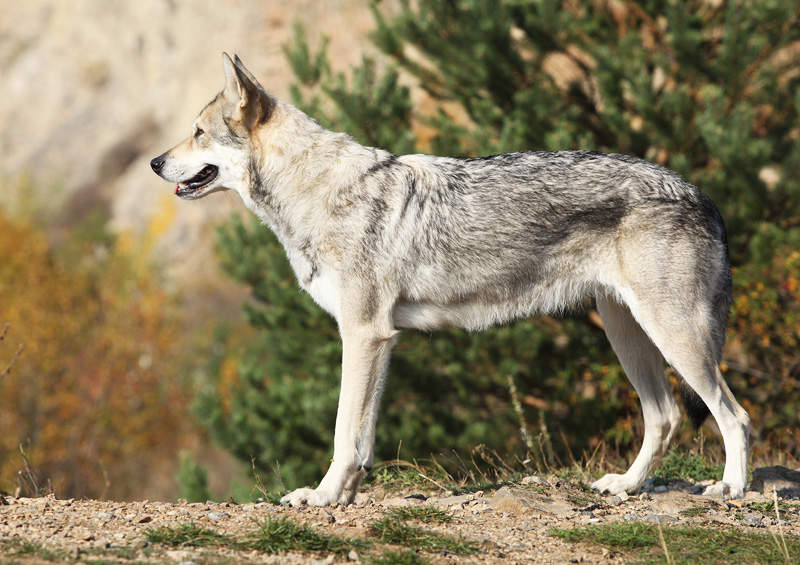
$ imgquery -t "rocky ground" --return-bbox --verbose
[2,469,800,564]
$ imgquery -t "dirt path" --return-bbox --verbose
[1,476,798,563]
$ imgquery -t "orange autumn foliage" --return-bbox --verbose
[0,212,192,499]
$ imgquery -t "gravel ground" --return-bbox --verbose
[1,476,798,564]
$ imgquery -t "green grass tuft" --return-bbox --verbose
[1,539,68,561]
[371,517,479,555]
[552,522,656,549]
[144,522,231,547]
[367,549,432,565]
[551,522,800,563]
[385,506,452,523]
[244,516,371,555]
[653,449,723,483]
[678,506,710,518]
[746,500,800,515]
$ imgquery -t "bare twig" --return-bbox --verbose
[773,487,791,564]
[99,461,110,501]
[251,456,269,500]
[507,375,536,458]
[17,443,50,497]
[0,343,24,379]
[657,521,673,565]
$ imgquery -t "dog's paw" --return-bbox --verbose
[702,481,744,500]
[591,473,640,495]
[280,487,338,507]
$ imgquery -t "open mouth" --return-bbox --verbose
[175,165,218,197]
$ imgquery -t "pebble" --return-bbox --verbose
[742,514,764,527]
[206,511,230,521]
[433,493,474,508]
[96,512,115,520]
[645,513,678,524]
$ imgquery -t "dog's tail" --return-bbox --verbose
[680,382,710,429]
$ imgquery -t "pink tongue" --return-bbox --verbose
[175,184,180,194]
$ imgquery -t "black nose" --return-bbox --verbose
[150,155,165,174]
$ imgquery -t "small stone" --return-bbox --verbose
[639,493,652,501]
[433,493,474,508]
[521,475,544,485]
[606,491,628,505]
[489,486,573,517]
[654,485,668,493]
[206,511,230,521]
[354,492,371,505]
[381,496,414,508]
[97,511,115,520]
[742,514,764,527]
[347,549,359,561]
[645,513,678,524]
[138,516,152,524]
[404,493,427,501]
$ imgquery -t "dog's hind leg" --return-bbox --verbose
[591,294,681,496]
[617,291,750,499]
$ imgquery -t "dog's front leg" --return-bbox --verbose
[281,320,397,507]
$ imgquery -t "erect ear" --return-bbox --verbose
[221,52,275,129]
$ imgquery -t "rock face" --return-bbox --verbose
[0,0,383,291]
[751,466,800,498]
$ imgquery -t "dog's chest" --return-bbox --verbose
[285,245,341,320]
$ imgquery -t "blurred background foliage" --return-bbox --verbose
[0,193,195,498]
[198,0,800,491]
[2,0,799,500]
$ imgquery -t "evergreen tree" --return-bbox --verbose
[199,1,800,489]
[176,451,211,503]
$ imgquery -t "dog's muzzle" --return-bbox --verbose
[150,154,166,175]
[175,165,219,198]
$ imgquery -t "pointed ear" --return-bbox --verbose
[221,52,275,129]
[234,54,261,87]
[222,52,242,103]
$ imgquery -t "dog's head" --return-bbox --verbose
[150,53,275,199]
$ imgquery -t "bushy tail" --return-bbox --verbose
[680,382,710,429]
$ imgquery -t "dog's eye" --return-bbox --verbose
[194,128,204,139]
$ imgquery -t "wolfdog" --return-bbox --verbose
[151,54,750,506]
